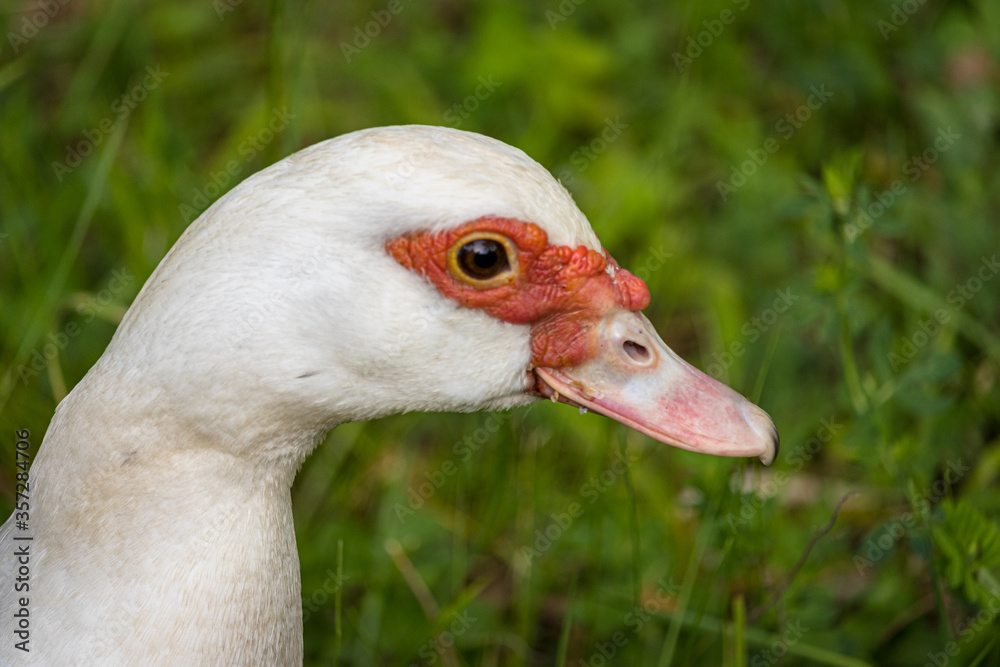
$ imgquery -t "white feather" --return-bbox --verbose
[0,126,604,665]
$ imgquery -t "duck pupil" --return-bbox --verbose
[461,240,507,278]
[474,246,496,269]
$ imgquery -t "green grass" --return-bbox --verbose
[3,0,1000,664]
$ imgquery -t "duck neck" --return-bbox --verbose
[23,372,314,664]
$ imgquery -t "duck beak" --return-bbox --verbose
[532,310,778,465]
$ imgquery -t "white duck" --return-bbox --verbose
[0,126,777,665]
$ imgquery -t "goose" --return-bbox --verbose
[0,125,777,665]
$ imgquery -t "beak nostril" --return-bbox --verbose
[622,340,650,364]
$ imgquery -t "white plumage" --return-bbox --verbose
[0,126,775,665]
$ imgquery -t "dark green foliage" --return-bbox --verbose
[2,0,1000,664]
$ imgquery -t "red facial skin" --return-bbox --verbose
[386,217,649,369]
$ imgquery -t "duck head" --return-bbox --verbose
[114,125,776,466]
[1,125,778,666]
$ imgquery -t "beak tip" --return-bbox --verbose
[760,427,779,465]
[740,402,779,466]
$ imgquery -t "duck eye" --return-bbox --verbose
[458,239,507,279]
[447,232,518,288]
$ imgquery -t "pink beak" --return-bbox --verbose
[534,310,778,465]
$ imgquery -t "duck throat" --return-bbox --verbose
[6,382,309,664]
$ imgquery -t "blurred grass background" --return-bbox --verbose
[2,0,1000,664]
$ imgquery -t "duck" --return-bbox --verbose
[0,125,777,665]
